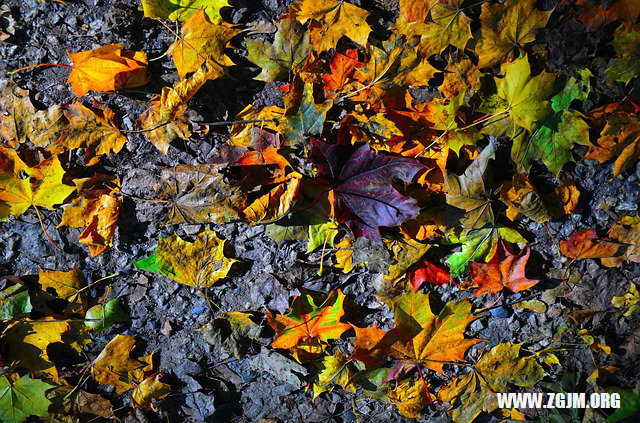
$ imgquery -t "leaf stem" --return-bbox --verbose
[7,62,72,76]
[33,205,63,253]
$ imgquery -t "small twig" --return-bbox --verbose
[33,205,63,253]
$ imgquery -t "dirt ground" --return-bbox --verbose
[1,0,640,422]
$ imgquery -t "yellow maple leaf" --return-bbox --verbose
[289,0,372,52]
[39,266,88,315]
[474,0,552,68]
[417,2,472,57]
[67,44,148,97]
[243,172,301,223]
[0,148,75,220]
[168,8,239,79]
[388,378,433,419]
[138,58,217,153]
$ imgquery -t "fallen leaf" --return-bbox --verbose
[310,140,423,239]
[0,81,66,148]
[322,49,363,96]
[388,378,432,419]
[289,0,372,52]
[576,0,640,30]
[407,259,450,292]
[334,237,355,273]
[0,282,32,321]
[85,298,130,333]
[475,0,552,68]
[135,228,236,288]
[201,311,261,358]
[384,236,431,283]
[496,55,555,131]
[168,9,239,79]
[246,18,310,82]
[53,102,129,166]
[440,59,479,98]
[0,148,75,220]
[469,242,539,296]
[500,173,550,223]
[602,215,640,267]
[267,289,351,352]
[0,373,53,423]
[612,283,640,317]
[417,2,472,57]
[140,0,229,22]
[39,266,87,315]
[283,83,333,145]
[439,342,544,423]
[311,351,357,399]
[445,142,495,229]
[559,228,623,260]
[58,174,122,256]
[138,59,218,153]
[67,44,148,97]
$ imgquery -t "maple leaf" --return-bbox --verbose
[384,236,431,283]
[469,242,538,296]
[496,55,556,132]
[141,0,229,22]
[168,9,239,80]
[138,59,217,153]
[322,49,363,96]
[445,225,527,277]
[439,342,544,423]
[2,318,71,379]
[440,59,480,98]
[51,102,129,166]
[228,104,286,147]
[407,259,450,292]
[246,18,310,82]
[311,351,357,399]
[0,148,75,220]
[288,0,372,52]
[310,140,423,239]
[0,283,32,321]
[0,374,53,423]
[559,228,623,260]
[334,236,355,273]
[135,228,236,288]
[605,24,640,84]
[67,44,148,97]
[350,324,391,369]
[85,298,130,333]
[445,142,495,230]
[39,266,87,316]
[576,0,640,30]
[602,215,640,267]
[612,283,640,317]
[283,83,333,145]
[553,176,580,216]
[58,174,122,257]
[416,2,472,57]
[0,81,66,148]
[389,291,481,374]
[584,101,640,177]
[474,0,552,68]
[243,172,301,223]
[154,163,246,225]
[92,335,170,408]
[267,289,351,351]
[201,311,261,359]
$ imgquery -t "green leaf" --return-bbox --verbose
[445,226,527,277]
[284,84,333,145]
[607,388,640,422]
[512,109,590,175]
[85,298,130,333]
[0,374,53,423]
[140,0,230,23]
[246,18,310,82]
[0,284,32,321]
[551,69,592,112]
[306,221,338,253]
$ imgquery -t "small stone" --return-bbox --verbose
[161,320,172,336]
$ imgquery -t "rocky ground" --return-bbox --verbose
[1,0,639,422]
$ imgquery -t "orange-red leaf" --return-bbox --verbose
[469,243,538,296]
[322,49,363,96]
[407,259,451,292]
[559,228,623,260]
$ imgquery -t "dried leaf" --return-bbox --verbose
[602,215,640,267]
[559,228,623,260]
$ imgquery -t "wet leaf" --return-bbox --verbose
[135,228,236,288]
[246,18,310,82]
[67,44,148,97]
[0,373,53,423]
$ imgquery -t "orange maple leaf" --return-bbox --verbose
[559,228,624,260]
[67,44,148,97]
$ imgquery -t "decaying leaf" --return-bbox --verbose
[201,311,261,359]
[602,215,640,267]
[67,44,148,97]
[135,228,236,288]
[388,378,433,419]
